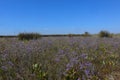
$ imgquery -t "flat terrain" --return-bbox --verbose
[0,37,120,80]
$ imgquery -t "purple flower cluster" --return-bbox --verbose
[64,53,94,79]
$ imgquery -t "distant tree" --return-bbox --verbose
[83,32,91,37]
[68,34,73,37]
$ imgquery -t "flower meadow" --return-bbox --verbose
[0,37,120,80]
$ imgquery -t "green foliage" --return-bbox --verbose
[99,30,112,38]
[32,63,48,80]
[18,32,41,40]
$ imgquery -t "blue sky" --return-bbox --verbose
[0,0,120,35]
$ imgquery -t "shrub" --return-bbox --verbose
[99,30,112,38]
[84,32,91,37]
[81,32,91,37]
[68,34,73,37]
[18,32,41,40]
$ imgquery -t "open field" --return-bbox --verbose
[0,37,120,80]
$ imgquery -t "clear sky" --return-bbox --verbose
[0,0,120,35]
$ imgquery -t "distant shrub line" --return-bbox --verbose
[0,30,113,39]
[17,32,92,40]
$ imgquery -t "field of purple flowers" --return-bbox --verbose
[0,37,120,80]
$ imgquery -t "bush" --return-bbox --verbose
[99,31,112,38]
[18,32,41,40]
[81,32,91,37]
[84,32,91,37]
[68,34,73,37]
